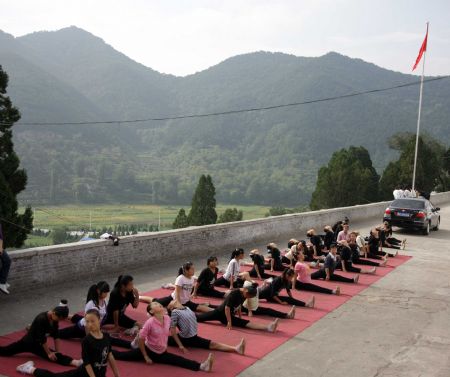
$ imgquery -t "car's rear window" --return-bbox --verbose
[391,199,425,209]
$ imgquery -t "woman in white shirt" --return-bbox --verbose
[154,262,212,313]
[214,248,251,289]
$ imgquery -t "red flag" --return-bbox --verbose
[412,25,428,71]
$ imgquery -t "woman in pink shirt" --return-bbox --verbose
[112,302,214,372]
[293,251,340,295]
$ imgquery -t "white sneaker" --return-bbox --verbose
[16,361,34,375]
[5,282,10,289]
[0,284,9,295]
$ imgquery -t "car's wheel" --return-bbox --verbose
[422,221,430,235]
[433,219,440,231]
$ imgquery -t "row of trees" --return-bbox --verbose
[310,133,450,210]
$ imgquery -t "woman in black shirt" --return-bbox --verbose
[248,250,276,279]
[196,287,280,332]
[258,269,315,307]
[192,257,225,298]
[16,309,120,377]
[0,300,79,367]
[265,243,284,272]
[105,275,141,333]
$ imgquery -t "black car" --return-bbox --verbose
[383,198,440,235]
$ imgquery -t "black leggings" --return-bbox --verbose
[336,260,361,273]
[168,335,211,350]
[214,276,244,288]
[196,285,225,298]
[58,324,131,348]
[34,367,88,377]
[352,255,380,266]
[258,290,305,307]
[196,309,249,328]
[382,242,400,250]
[241,306,287,318]
[294,280,333,294]
[0,338,73,366]
[311,269,354,283]
[112,346,200,371]
[104,312,136,329]
[249,267,276,280]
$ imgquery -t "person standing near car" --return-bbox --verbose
[0,222,12,295]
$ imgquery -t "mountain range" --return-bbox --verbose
[1,26,449,206]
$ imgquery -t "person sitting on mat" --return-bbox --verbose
[335,244,377,275]
[0,300,81,368]
[191,257,226,299]
[293,250,340,295]
[311,243,359,284]
[258,268,315,308]
[59,282,131,349]
[16,309,120,377]
[348,232,387,267]
[105,275,141,336]
[240,280,296,319]
[368,229,397,259]
[154,262,212,313]
[167,300,246,355]
[214,248,251,289]
[245,250,276,280]
[265,243,284,272]
[196,285,280,333]
[306,229,326,257]
[281,239,299,265]
[112,301,214,372]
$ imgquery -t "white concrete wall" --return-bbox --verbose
[7,192,450,292]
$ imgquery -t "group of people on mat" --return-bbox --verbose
[0,220,404,376]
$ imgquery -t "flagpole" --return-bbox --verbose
[411,22,428,193]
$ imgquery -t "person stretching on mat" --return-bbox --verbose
[258,268,315,308]
[335,245,377,275]
[167,300,246,355]
[245,250,276,280]
[265,243,284,272]
[367,229,397,259]
[311,243,359,284]
[191,257,226,299]
[293,250,340,295]
[154,262,212,313]
[240,281,296,319]
[105,275,141,336]
[112,301,214,372]
[214,248,251,289]
[0,300,81,368]
[16,309,120,377]
[196,286,280,332]
[281,239,299,265]
[59,282,131,349]
[348,232,387,267]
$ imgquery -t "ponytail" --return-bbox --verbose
[53,299,69,319]
[114,275,133,289]
[86,281,110,306]
[282,268,294,281]
[177,262,193,277]
[229,248,244,261]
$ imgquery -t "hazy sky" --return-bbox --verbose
[1,0,449,77]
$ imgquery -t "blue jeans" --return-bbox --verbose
[0,249,11,284]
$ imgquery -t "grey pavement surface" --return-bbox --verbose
[0,205,449,377]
